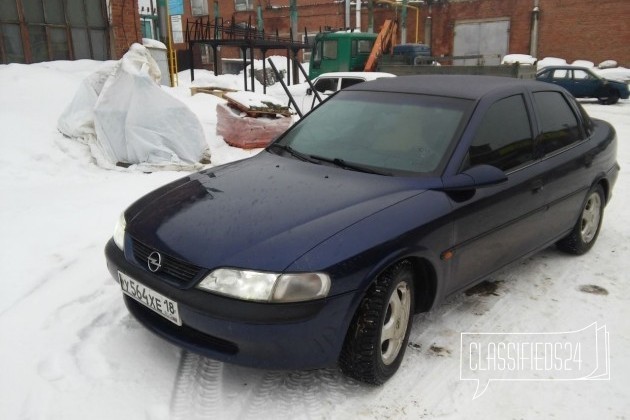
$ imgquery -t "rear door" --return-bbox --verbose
[530,90,593,241]
[446,93,547,293]
[571,69,601,97]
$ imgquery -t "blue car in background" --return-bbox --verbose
[536,65,629,104]
[106,75,618,384]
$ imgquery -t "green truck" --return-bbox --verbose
[309,32,377,79]
[308,31,536,80]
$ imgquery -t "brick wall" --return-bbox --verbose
[173,0,630,68]
[537,0,630,65]
[110,0,142,59]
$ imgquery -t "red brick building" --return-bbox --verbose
[172,0,629,68]
[1,0,627,67]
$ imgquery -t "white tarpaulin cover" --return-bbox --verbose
[58,43,209,170]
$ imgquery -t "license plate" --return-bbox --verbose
[119,271,182,326]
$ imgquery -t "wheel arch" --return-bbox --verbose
[406,256,438,313]
[597,177,610,205]
[360,254,440,315]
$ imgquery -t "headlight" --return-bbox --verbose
[197,268,330,303]
[113,213,126,251]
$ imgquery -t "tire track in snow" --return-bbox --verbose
[170,351,363,419]
[170,352,224,420]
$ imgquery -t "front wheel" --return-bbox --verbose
[557,184,605,255]
[339,261,415,384]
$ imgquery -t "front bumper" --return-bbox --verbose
[105,239,357,370]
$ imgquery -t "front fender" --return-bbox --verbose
[287,190,453,300]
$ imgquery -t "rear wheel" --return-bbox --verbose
[557,185,605,255]
[339,261,415,384]
[606,90,620,105]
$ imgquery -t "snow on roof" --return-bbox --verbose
[572,60,595,68]
[502,54,537,65]
[537,57,568,70]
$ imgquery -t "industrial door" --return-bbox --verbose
[453,20,510,65]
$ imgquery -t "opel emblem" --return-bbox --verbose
[147,251,162,272]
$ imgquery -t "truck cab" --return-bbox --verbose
[309,32,377,79]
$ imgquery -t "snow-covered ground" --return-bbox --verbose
[0,60,629,420]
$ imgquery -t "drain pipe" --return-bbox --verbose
[530,0,540,58]
[356,0,362,31]
[346,0,351,29]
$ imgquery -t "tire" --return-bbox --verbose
[606,90,620,105]
[339,261,415,384]
[557,184,605,255]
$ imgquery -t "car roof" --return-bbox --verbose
[538,65,592,71]
[348,75,560,100]
[315,72,396,81]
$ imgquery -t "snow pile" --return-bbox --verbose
[572,59,595,68]
[502,54,537,65]
[598,60,618,69]
[58,43,209,170]
[596,67,630,83]
[224,90,285,109]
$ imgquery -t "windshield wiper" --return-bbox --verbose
[268,143,321,164]
[309,155,391,176]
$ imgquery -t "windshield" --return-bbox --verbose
[273,90,473,175]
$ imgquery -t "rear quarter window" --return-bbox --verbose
[340,78,365,89]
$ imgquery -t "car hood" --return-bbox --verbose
[126,151,427,272]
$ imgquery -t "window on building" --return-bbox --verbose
[533,91,582,155]
[0,0,108,64]
[467,95,534,172]
[235,0,254,11]
[191,0,209,16]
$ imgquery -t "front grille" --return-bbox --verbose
[132,238,203,284]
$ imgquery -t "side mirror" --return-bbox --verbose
[306,88,313,96]
[441,164,507,191]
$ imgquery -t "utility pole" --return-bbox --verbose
[401,0,408,43]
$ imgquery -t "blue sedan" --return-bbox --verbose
[536,65,629,105]
[105,75,618,384]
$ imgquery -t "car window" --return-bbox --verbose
[314,78,338,93]
[340,78,365,89]
[323,40,338,59]
[552,69,569,80]
[351,39,373,56]
[533,91,583,155]
[573,69,593,80]
[467,94,534,172]
[277,91,473,175]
